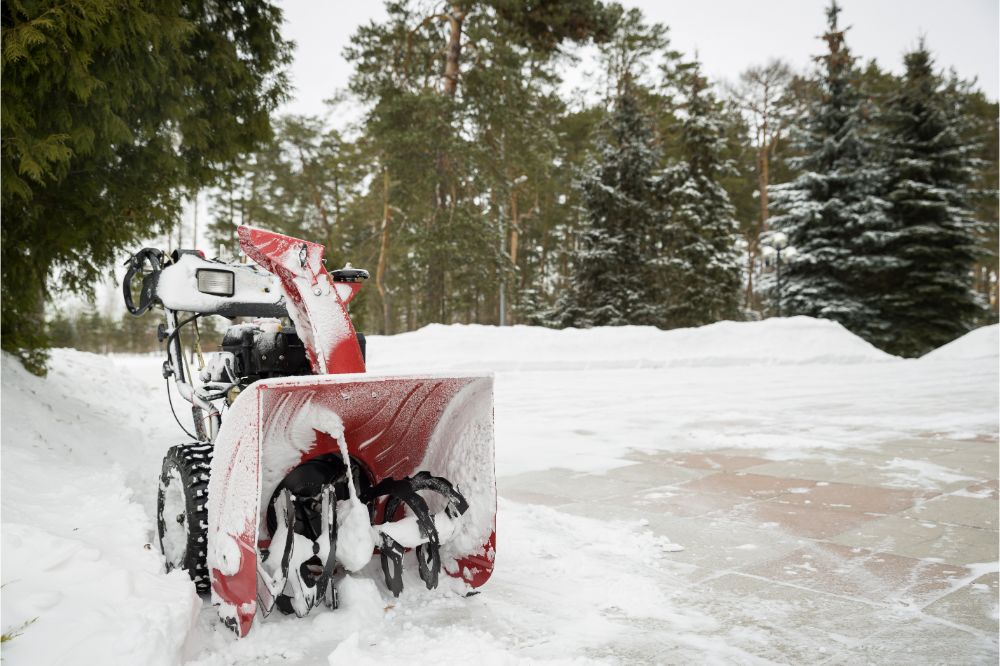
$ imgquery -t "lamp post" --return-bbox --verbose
[761,232,796,317]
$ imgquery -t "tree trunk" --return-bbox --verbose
[442,6,465,97]
[192,189,198,252]
[744,245,756,309]
[425,5,467,325]
[376,167,393,335]
[507,189,519,324]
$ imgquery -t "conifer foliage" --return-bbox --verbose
[768,1,894,343]
[1,0,291,373]
[879,44,984,356]
[552,91,662,327]
[659,63,742,327]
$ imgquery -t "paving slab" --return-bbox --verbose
[831,514,999,566]
[770,481,933,515]
[740,541,970,607]
[629,487,762,519]
[901,492,999,530]
[922,572,1000,634]
[726,499,880,539]
[695,573,881,641]
[741,457,877,484]
[822,617,998,666]
[680,471,818,499]
[601,459,710,486]
[961,479,1000,500]
[835,457,980,493]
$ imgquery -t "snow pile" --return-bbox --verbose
[365,316,895,374]
[366,319,996,476]
[1,352,199,665]
[920,324,998,362]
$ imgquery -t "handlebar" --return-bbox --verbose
[123,248,165,315]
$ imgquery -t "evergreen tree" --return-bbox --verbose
[658,62,742,327]
[768,1,894,343]
[552,91,662,327]
[1,0,291,373]
[879,43,985,355]
[345,0,616,329]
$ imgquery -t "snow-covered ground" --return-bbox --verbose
[2,317,997,664]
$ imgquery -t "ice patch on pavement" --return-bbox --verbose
[879,458,977,490]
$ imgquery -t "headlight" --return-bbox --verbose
[196,269,235,297]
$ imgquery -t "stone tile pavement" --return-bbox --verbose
[499,436,999,664]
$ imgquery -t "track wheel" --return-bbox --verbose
[157,443,212,593]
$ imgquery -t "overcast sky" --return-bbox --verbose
[276,0,999,121]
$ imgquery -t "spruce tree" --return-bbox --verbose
[768,2,894,342]
[552,91,662,327]
[1,0,292,373]
[879,43,984,356]
[658,62,742,327]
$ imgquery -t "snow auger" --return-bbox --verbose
[124,226,496,637]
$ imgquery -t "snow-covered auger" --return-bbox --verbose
[123,226,495,636]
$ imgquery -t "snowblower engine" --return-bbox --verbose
[219,320,313,382]
[123,227,496,637]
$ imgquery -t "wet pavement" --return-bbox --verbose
[499,436,999,664]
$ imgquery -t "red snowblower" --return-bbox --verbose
[123,226,496,636]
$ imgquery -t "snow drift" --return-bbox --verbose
[1,353,199,665]
[365,316,896,374]
[921,324,998,362]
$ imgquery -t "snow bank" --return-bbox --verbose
[365,316,895,374]
[1,352,199,665]
[921,324,998,362]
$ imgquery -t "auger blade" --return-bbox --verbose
[284,558,317,618]
[316,484,339,609]
[415,541,441,590]
[367,473,472,592]
[379,533,405,597]
[256,489,295,617]
[407,471,470,519]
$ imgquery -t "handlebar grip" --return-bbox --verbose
[123,248,164,315]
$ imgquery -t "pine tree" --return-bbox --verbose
[345,1,617,329]
[658,62,742,327]
[552,91,662,327]
[768,1,894,343]
[878,43,984,356]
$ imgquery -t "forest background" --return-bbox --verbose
[3,0,997,371]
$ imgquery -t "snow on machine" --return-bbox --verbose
[123,226,495,636]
